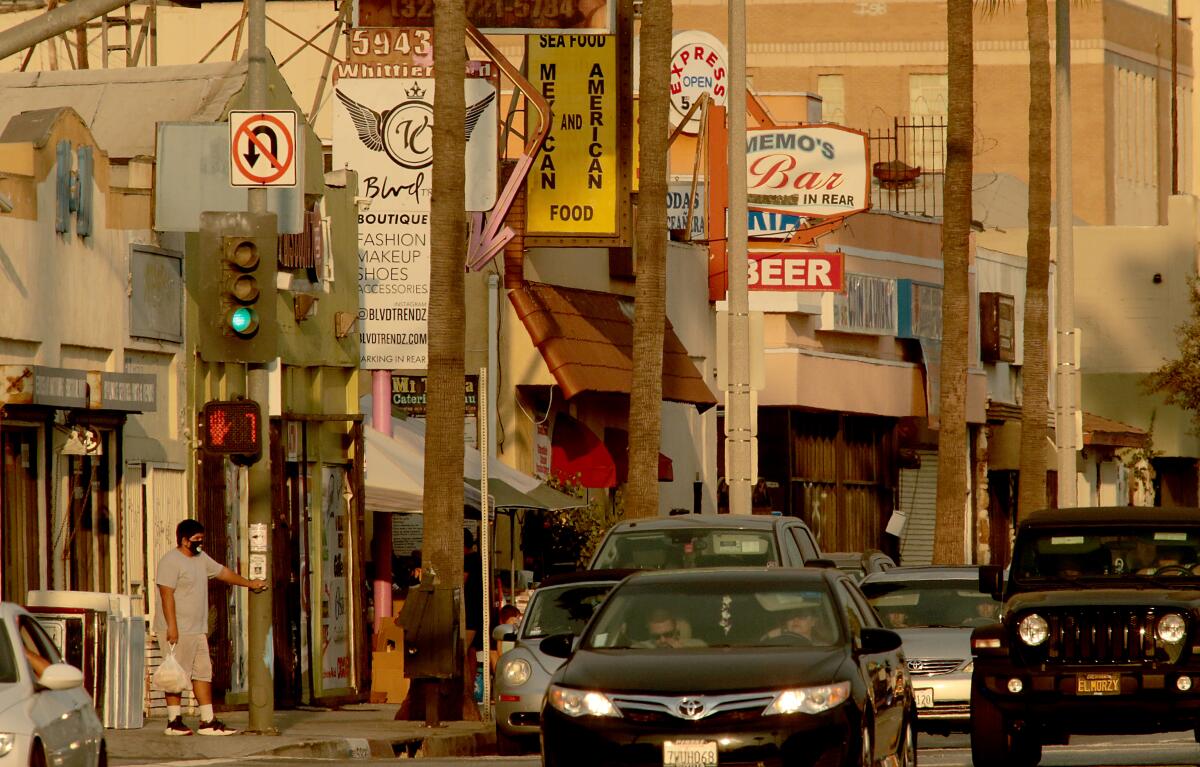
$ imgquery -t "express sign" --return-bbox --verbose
[746,125,870,219]
[748,251,845,292]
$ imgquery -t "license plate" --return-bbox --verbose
[1076,672,1121,695]
[663,739,718,767]
[914,687,935,708]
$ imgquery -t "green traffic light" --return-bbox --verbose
[229,306,258,335]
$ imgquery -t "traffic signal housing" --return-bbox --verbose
[196,211,278,363]
[201,398,262,465]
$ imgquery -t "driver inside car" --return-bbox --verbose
[761,604,821,644]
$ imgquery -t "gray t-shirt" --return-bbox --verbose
[155,549,223,635]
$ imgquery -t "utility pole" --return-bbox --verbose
[1054,0,1078,508]
[726,0,753,515]
[246,0,275,732]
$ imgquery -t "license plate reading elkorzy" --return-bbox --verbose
[1077,673,1120,695]
[664,739,718,767]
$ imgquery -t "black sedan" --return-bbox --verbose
[539,568,916,767]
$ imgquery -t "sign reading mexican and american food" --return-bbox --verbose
[746,125,870,219]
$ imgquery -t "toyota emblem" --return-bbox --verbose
[908,660,926,672]
[677,698,706,719]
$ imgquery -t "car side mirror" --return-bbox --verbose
[979,565,1004,601]
[37,663,84,691]
[858,627,903,654]
[492,624,517,642]
[539,633,577,659]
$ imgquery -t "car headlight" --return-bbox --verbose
[500,658,532,687]
[764,681,851,715]
[1158,613,1187,644]
[961,660,974,674]
[0,733,14,758]
[547,685,621,718]
[1017,613,1049,646]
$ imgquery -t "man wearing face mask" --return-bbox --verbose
[155,519,267,736]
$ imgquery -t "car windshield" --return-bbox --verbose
[1013,528,1200,581]
[582,579,841,650]
[591,528,777,569]
[521,583,615,639]
[861,580,1001,628]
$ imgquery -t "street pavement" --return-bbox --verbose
[106,704,494,763]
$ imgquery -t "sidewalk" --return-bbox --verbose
[104,705,497,761]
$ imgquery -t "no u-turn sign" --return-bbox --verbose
[230,110,298,187]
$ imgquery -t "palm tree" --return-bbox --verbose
[423,0,467,714]
[932,0,973,564]
[1017,0,1052,525]
[625,0,672,519]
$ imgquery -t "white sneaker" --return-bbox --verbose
[196,719,237,736]
[164,716,193,736]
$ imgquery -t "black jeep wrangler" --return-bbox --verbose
[971,506,1200,767]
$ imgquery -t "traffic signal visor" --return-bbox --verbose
[222,236,261,338]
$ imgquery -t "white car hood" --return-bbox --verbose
[0,683,36,733]
[895,627,972,661]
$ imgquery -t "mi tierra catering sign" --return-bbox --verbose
[526,34,618,236]
[746,125,870,219]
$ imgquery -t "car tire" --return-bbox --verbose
[857,716,873,767]
[898,718,917,767]
[496,730,527,756]
[971,679,1041,767]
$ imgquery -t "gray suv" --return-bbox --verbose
[587,514,823,570]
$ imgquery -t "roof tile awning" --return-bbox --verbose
[1083,412,1149,449]
[510,282,717,411]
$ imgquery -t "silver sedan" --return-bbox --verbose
[493,570,629,754]
[0,603,105,767]
[860,566,1001,733]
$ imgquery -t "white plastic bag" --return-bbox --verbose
[152,644,190,693]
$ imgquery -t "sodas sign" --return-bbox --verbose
[746,125,870,219]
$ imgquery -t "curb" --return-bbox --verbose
[262,731,497,759]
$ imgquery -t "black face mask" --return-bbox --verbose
[189,541,203,555]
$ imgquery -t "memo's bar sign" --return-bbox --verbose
[354,0,614,34]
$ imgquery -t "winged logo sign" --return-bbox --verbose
[333,77,498,211]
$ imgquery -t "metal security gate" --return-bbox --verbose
[899,450,938,565]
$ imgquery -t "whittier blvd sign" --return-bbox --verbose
[745,125,870,219]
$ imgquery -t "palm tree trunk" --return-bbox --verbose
[1018,0,1052,525]
[933,0,973,564]
[425,0,466,708]
[625,0,672,519]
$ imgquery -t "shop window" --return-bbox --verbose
[63,433,114,593]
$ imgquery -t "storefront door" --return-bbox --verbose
[1,426,42,602]
[61,432,115,593]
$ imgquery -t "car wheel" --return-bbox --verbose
[971,678,1041,767]
[496,730,527,756]
[898,718,917,767]
[857,717,873,767]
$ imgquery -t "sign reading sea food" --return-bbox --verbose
[745,125,870,219]
[526,34,618,236]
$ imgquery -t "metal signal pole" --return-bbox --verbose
[1054,0,1078,508]
[246,0,275,732]
[726,0,753,515]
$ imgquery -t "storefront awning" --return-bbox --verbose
[510,282,717,411]
[1083,412,1149,449]
[551,413,617,489]
[603,427,674,483]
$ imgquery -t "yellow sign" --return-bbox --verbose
[526,35,618,236]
